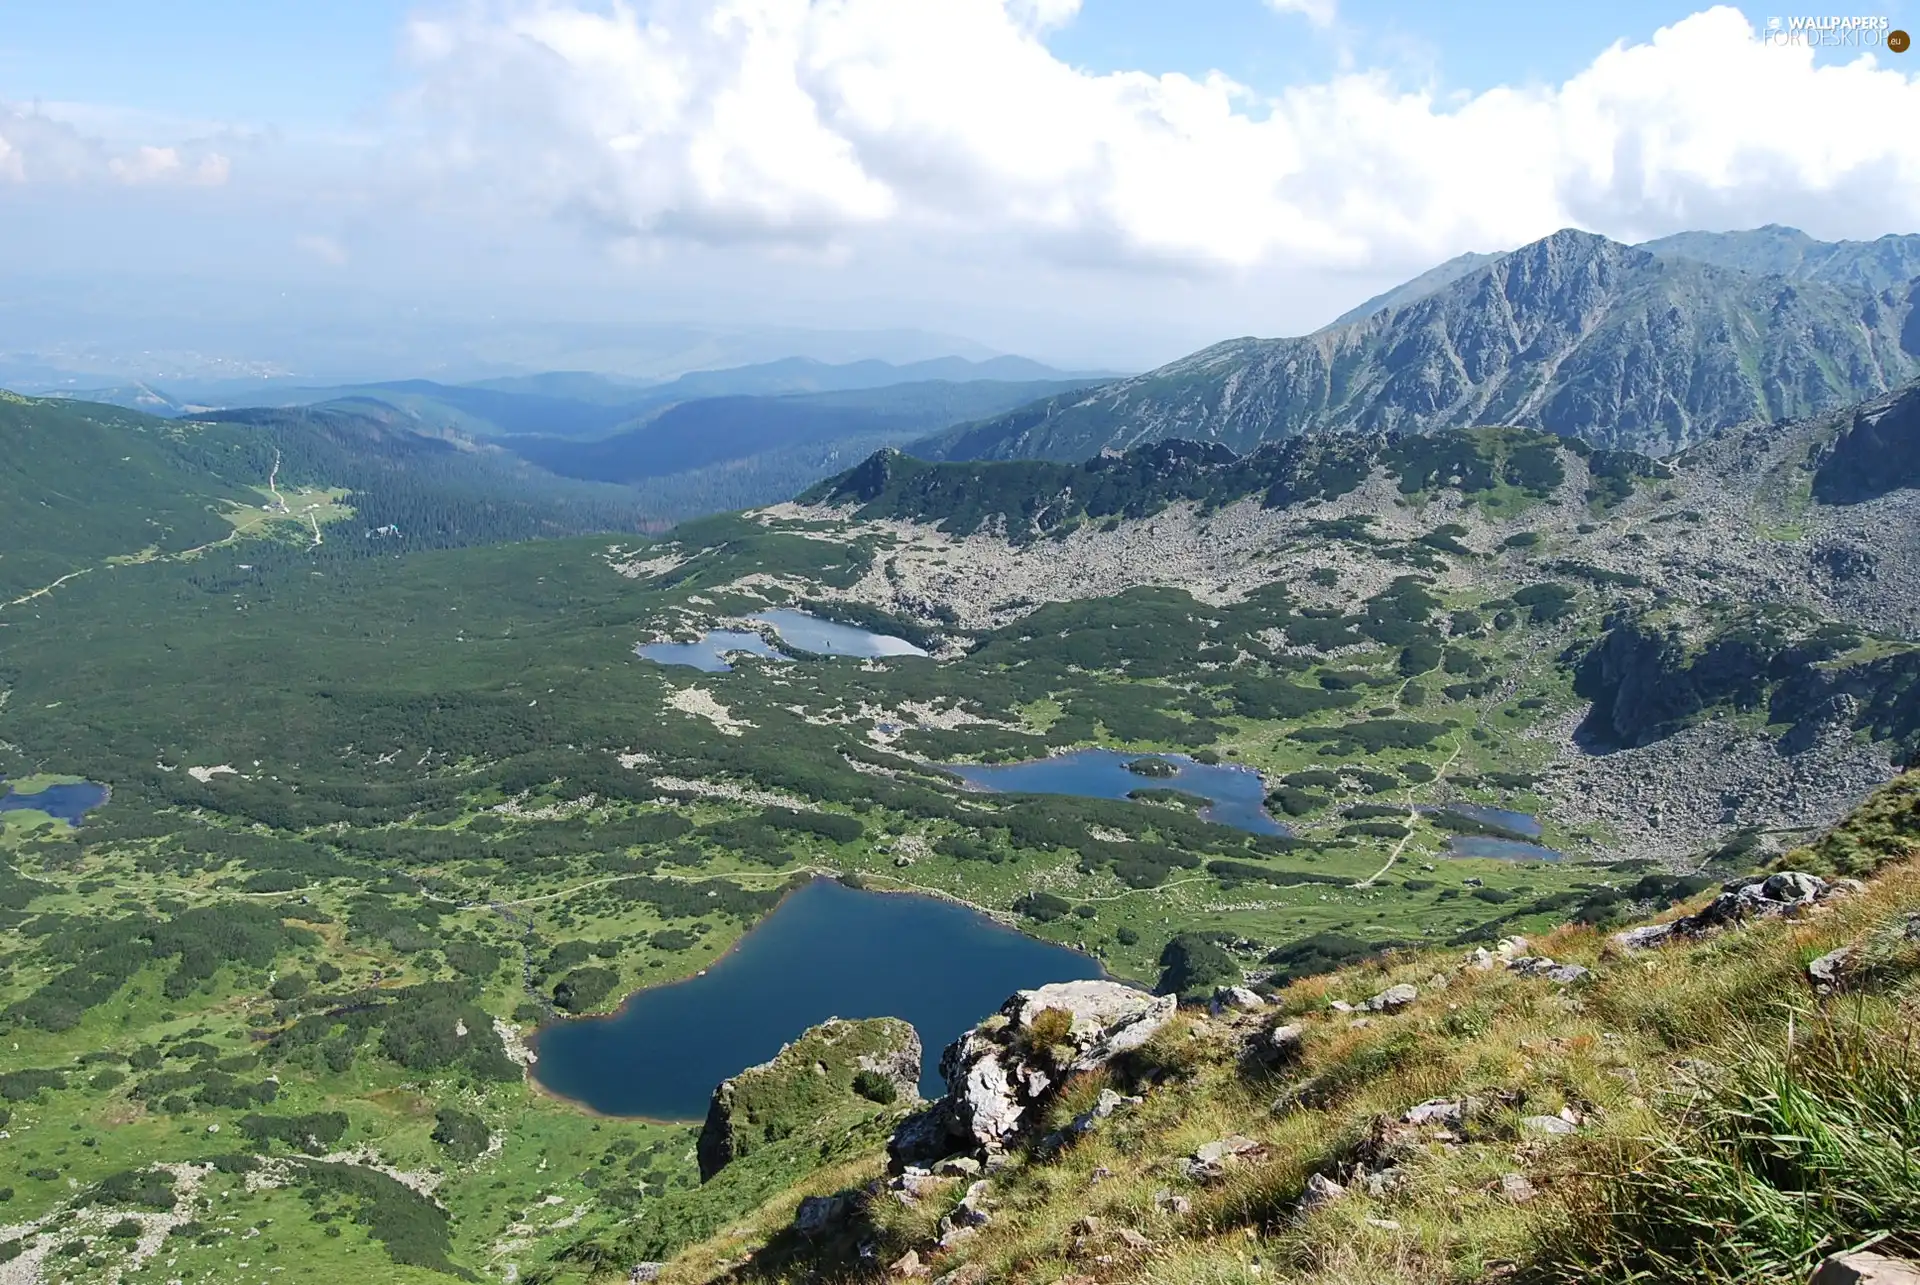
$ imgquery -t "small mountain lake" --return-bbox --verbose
[749,609,929,658]
[635,630,785,672]
[635,610,926,670]
[945,749,1286,836]
[0,779,109,826]
[529,877,1105,1119]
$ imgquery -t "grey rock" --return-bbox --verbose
[1498,1173,1538,1204]
[888,1100,963,1172]
[889,981,1174,1168]
[1612,871,1835,951]
[1507,956,1591,984]
[793,1193,853,1237]
[1404,1098,1463,1126]
[1069,1088,1136,1136]
[937,1179,994,1242]
[1183,1134,1261,1182]
[1363,1167,1410,1197]
[1521,1115,1577,1136]
[890,1248,931,1279]
[1809,1251,1920,1285]
[1256,1023,1306,1065]
[1808,946,1853,990]
[933,1155,982,1177]
[1209,985,1266,1015]
[1295,1173,1346,1214]
[629,1266,664,1284]
[1153,1187,1193,1216]
[1364,983,1417,1012]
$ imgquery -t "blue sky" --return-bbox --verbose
[9,0,1903,133]
[1,1,1916,378]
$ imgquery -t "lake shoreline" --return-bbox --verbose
[524,873,1115,1120]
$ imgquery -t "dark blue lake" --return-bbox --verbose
[529,878,1105,1119]
[0,780,109,826]
[635,630,785,672]
[946,749,1286,836]
[749,609,928,658]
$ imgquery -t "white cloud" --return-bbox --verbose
[1266,0,1338,28]
[401,2,1920,276]
[0,104,231,187]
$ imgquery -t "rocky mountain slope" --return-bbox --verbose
[921,229,1920,463]
[1641,224,1920,296]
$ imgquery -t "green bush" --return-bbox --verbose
[430,1108,491,1163]
[1157,933,1241,998]
[851,1070,897,1105]
[1014,891,1073,922]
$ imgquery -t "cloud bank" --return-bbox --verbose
[401,2,1920,276]
[0,104,230,186]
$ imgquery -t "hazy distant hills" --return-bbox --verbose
[86,354,1112,441]
[505,378,1106,485]
[921,227,1920,462]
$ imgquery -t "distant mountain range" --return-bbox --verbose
[919,226,1920,462]
[504,378,1106,486]
[44,354,1113,438]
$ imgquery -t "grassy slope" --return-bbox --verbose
[0,393,261,599]
[648,770,1920,1285]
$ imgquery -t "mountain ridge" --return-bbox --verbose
[921,227,1920,463]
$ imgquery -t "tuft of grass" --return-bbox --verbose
[1541,1009,1920,1284]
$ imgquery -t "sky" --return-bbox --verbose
[1,0,1917,379]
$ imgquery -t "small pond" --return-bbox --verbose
[0,779,110,826]
[749,609,928,658]
[635,630,785,672]
[529,878,1105,1119]
[945,748,1286,836]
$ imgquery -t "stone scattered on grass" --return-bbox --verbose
[1363,983,1418,1012]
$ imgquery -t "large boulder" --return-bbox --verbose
[889,981,1175,1170]
[699,1016,921,1181]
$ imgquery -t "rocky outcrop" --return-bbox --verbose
[699,1016,921,1181]
[888,981,1175,1171]
[1611,872,1858,951]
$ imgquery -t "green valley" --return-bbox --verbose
[0,366,1915,1284]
